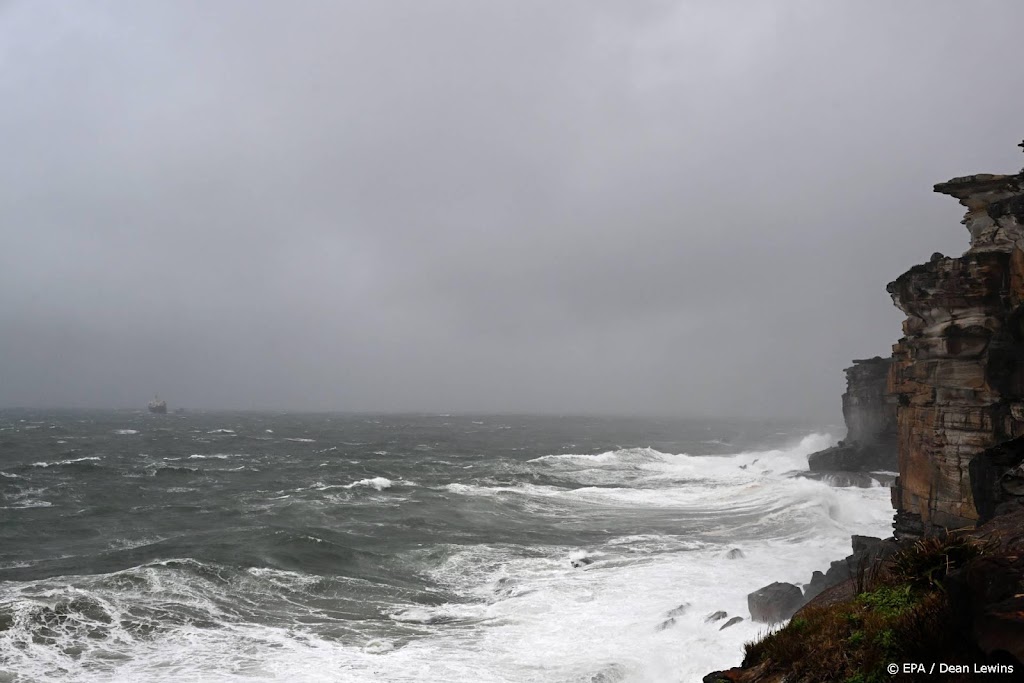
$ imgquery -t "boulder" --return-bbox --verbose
[851,535,883,555]
[747,582,803,623]
[719,616,744,630]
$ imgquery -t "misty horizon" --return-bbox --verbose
[3,1,1024,419]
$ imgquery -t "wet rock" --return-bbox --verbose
[719,616,744,630]
[802,537,900,602]
[940,509,1024,663]
[970,436,1024,524]
[570,556,594,569]
[725,548,744,559]
[704,610,728,623]
[589,663,628,682]
[747,582,803,623]
[665,603,690,618]
[851,535,883,555]
[702,673,731,683]
[655,617,676,631]
[807,442,893,473]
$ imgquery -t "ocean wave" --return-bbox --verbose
[0,423,892,683]
[113,429,139,435]
[1,499,52,509]
[343,477,414,491]
[387,602,488,625]
[284,437,316,443]
[29,456,102,469]
[525,433,835,488]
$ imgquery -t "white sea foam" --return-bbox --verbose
[284,437,316,443]
[113,429,139,435]
[343,477,415,491]
[187,453,247,460]
[0,431,894,682]
[30,456,102,468]
[207,429,235,434]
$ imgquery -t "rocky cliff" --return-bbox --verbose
[807,356,897,472]
[889,169,1024,539]
[705,149,1024,681]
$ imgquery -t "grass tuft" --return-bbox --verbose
[740,533,989,681]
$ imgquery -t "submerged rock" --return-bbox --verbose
[704,610,728,623]
[747,582,802,623]
[719,616,744,630]
[725,548,744,559]
[799,470,896,488]
[665,603,690,618]
[570,556,594,569]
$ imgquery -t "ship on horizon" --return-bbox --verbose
[148,395,167,414]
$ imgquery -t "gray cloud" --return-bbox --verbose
[2,0,1023,417]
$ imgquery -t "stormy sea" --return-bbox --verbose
[0,411,894,682]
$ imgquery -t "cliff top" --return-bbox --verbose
[849,356,889,366]
[933,173,1020,203]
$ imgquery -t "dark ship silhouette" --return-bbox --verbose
[148,395,167,414]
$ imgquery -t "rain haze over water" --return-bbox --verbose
[2,1,1023,416]
[3,2,1024,682]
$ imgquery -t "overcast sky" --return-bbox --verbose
[1,1,1022,417]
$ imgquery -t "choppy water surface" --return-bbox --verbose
[0,411,892,682]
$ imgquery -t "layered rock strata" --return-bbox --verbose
[889,170,1024,539]
[807,356,897,472]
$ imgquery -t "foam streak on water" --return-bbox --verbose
[0,412,889,682]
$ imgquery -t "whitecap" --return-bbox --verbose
[31,456,101,468]
[113,429,139,435]
[363,639,395,655]
[345,477,395,490]
[342,476,417,491]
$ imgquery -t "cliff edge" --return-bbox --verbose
[807,356,898,472]
[889,169,1024,539]
[706,146,1024,681]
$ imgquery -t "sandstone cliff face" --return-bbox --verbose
[889,171,1024,539]
[807,356,897,472]
[843,357,897,448]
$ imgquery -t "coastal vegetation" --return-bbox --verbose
[738,535,992,682]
